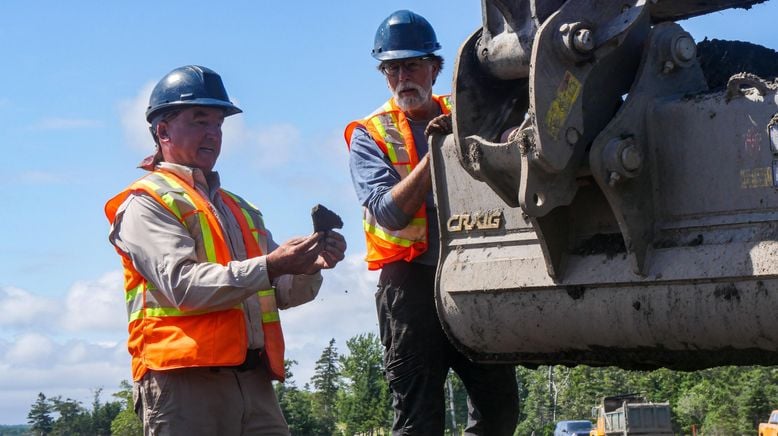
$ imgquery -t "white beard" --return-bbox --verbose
[393,82,432,112]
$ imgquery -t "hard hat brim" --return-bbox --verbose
[372,49,436,61]
[145,99,242,123]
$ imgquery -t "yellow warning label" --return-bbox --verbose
[545,71,581,140]
[740,167,772,189]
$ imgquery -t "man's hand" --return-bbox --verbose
[266,231,346,279]
[425,113,452,137]
[317,230,347,270]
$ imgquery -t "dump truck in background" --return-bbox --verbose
[429,0,778,370]
[759,410,778,436]
[589,394,673,436]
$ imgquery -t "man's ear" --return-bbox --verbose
[157,122,169,141]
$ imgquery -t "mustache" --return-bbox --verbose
[395,82,425,94]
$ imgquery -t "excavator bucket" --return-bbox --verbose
[431,0,778,370]
[648,0,768,21]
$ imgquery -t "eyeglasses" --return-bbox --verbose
[379,57,432,77]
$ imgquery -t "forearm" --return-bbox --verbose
[349,128,430,229]
[112,195,269,312]
[389,153,431,216]
[162,257,273,312]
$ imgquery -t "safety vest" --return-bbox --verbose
[344,95,452,270]
[105,169,286,382]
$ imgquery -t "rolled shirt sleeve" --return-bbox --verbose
[348,127,415,230]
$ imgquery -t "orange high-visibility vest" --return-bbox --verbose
[105,169,286,381]
[344,95,452,270]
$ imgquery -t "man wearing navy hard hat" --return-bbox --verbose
[106,65,346,435]
[345,11,519,435]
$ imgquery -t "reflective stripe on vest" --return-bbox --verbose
[125,171,241,317]
[219,189,286,381]
[345,95,452,270]
[105,169,286,381]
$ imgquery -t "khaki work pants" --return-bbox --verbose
[134,364,289,436]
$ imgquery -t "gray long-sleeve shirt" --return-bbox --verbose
[109,162,322,350]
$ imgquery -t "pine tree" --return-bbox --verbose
[27,392,54,436]
[275,360,323,435]
[50,396,92,435]
[311,337,340,432]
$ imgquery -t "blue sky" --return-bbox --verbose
[0,0,776,426]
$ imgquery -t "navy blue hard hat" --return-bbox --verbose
[145,65,242,122]
[372,10,441,61]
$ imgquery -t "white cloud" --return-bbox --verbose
[0,336,129,425]
[314,129,352,167]
[0,340,127,391]
[281,253,380,384]
[61,270,126,332]
[0,271,126,336]
[0,255,381,423]
[0,287,59,327]
[4,333,54,367]
[222,119,300,169]
[118,81,156,154]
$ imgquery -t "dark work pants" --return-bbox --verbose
[376,261,519,436]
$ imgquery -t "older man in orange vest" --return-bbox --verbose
[345,10,519,435]
[106,65,346,435]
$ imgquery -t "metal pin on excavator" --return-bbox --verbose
[430,0,778,369]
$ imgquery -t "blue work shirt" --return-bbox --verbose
[348,119,440,266]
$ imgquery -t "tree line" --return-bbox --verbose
[19,332,778,435]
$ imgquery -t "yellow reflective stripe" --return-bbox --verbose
[144,307,188,317]
[160,193,184,219]
[239,208,259,245]
[137,179,184,220]
[372,112,414,166]
[152,172,219,263]
[129,309,142,322]
[126,282,145,322]
[126,284,140,304]
[370,117,398,162]
[223,190,263,247]
[363,220,425,247]
[131,304,243,321]
[257,289,279,323]
[409,217,425,226]
[196,212,218,263]
[385,112,405,162]
[240,209,256,232]
[262,312,280,323]
[440,95,452,111]
[376,112,400,164]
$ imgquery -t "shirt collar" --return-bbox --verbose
[156,162,222,198]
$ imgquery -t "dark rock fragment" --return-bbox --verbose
[311,204,344,232]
